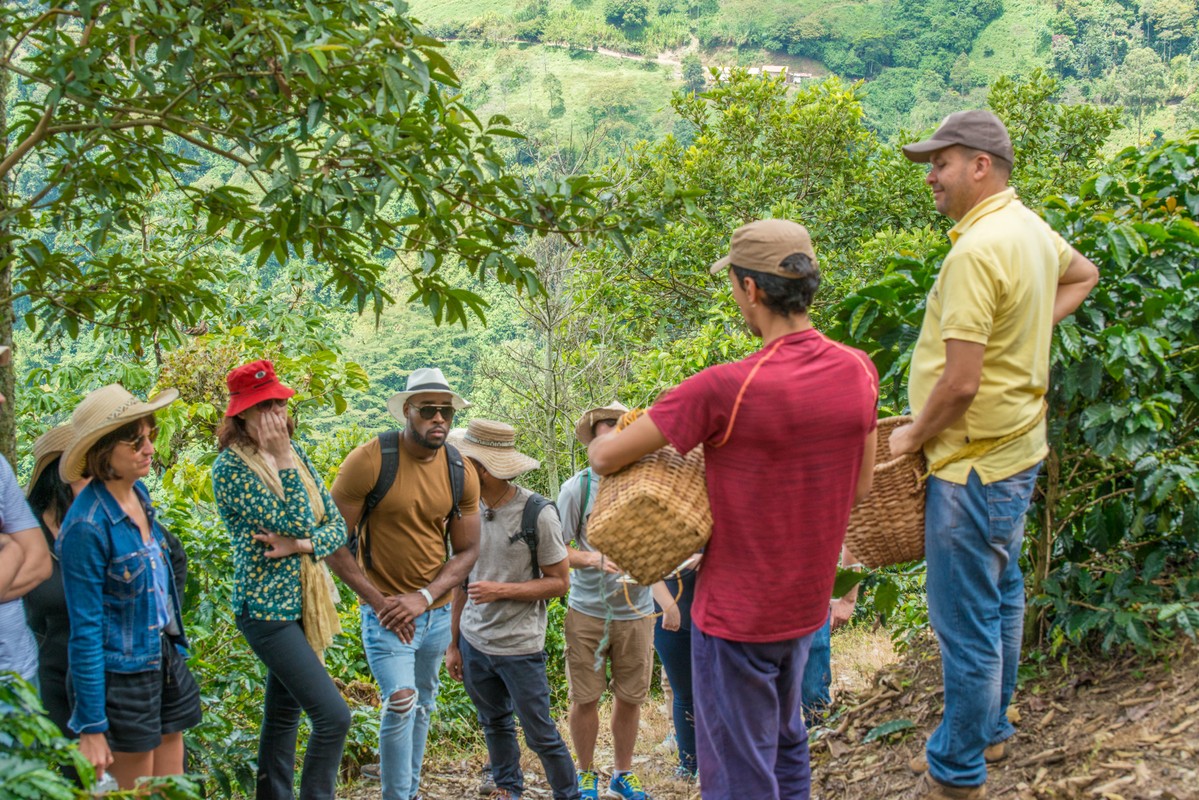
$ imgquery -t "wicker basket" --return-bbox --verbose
[587,444,712,586]
[844,416,928,568]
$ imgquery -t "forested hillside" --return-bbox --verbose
[409,0,1199,146]
[3,1,1199,798]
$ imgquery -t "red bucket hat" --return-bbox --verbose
[225,360,295,418]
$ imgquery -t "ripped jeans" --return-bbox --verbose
[361,604,452,800]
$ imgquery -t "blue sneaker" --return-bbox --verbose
[606,772,651,799]
[579,770,600,800]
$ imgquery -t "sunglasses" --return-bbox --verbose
[118,426,159,450]
[415,405,455,421]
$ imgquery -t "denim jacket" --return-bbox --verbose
[57,480,188,735]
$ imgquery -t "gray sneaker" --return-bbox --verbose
[478,763,497,796]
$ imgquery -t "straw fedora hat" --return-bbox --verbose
[448,419,539,480]
[386,367,471,424]
[59,384,179,482]
[26,423,76,496]
[574,401,630,445]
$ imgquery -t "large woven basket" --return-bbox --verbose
[587,445,712,586]
[844,416,927,568]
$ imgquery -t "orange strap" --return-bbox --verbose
[713,336,787,448]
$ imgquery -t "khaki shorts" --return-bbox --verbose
[564,607,655,706]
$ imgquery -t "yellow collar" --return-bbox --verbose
[948,187,1017,244]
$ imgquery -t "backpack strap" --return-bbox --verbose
[514,493,555,580]
[443,442,465,559]
[575,467,592,542]
[352,430,401,570]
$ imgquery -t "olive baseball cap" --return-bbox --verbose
[902,109,1014,164]
[709,219,818,278]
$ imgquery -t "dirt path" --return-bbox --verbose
[339,631,1198,799]
[444,36,691,69]
[812,635,1199,799]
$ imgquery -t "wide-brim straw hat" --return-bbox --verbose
[447,419,539,480]
[386,367,471,424]
[574,401,630,445]
[26,423,75,496]
[59,384,179,482]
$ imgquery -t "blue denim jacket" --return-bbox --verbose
[57,480,188,735]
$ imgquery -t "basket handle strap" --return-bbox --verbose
[923,400,1048,478]
[713,336,787,449]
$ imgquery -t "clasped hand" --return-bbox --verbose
[374,593,426,643]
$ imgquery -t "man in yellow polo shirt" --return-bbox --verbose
[890,110,1099,800]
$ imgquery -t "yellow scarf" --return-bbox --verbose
[229,443,342,660]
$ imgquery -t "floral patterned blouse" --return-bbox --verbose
[212,443,345,621]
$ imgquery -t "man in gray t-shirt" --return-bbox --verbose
[445,420,578,800]
[558,402,655,800]
[1,448,53,682]
[1,340,53,684]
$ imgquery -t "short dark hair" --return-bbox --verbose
[216,399,295,451]
[28,456,74,529]
[732,252,820,317]
[85,418,149,482]
[964,147,1012,179]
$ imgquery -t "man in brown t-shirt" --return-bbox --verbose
[327,368,480,800]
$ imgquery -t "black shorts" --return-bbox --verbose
[104,637,201,753]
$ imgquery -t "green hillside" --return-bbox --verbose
[445,41,682,152]
[412,0,1199,149]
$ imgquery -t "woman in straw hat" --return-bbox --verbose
[22,423,90,742]
[211,360,348,800]
[57,384,201,788]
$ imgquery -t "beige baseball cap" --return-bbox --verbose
[902,109,1014,164]
[709,219,818,278]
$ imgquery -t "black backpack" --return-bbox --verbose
[511,493,556,579]
[347,430,466,570]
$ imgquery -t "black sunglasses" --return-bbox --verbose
[415,405,455,421]
[118,426,159,450]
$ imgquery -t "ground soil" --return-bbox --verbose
[812,635,1199,800]
[339,631,1199,799]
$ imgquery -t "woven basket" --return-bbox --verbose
[587,444,712,586]
[844,416,927,568]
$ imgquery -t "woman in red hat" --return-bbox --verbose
[211,360,349,800]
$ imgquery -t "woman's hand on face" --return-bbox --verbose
[253,406,295,464]
[79,732,113,776]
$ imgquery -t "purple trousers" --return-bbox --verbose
[692,625,815,799]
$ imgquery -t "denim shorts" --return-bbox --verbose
[104,637,201,753]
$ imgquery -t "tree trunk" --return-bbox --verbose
[1026,446,1060,646]
[543,319,559,499]
[0,30,15,466]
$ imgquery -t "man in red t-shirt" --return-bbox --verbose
[589,219,878,800]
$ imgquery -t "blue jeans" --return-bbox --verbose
[362,604,452,800]
[653,618,695,774]
[924,464,1039,788]
[692,626,814,800]
[800,614,832,727]
[460,638,579,800]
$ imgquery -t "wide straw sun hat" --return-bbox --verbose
[574,401,630,445]
[447,419,539,480]
[26,424,76,496]
[59,384,179,483]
